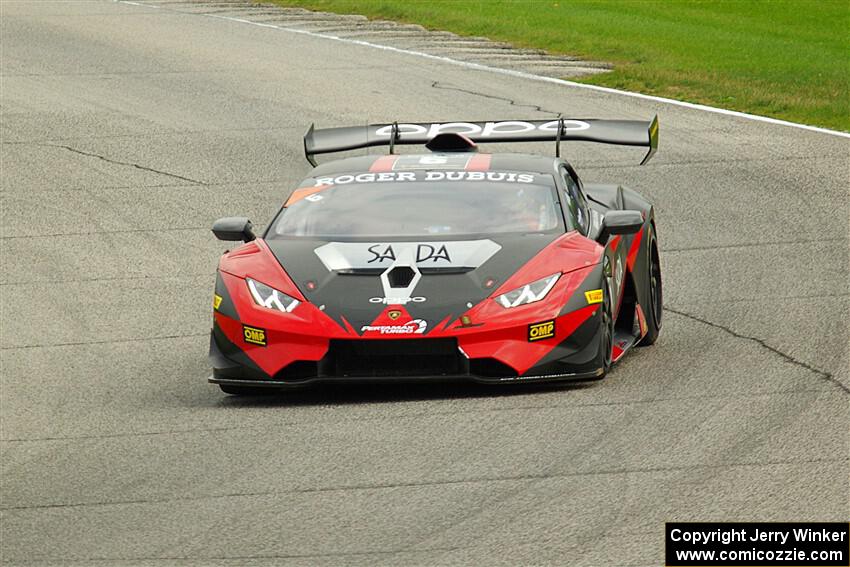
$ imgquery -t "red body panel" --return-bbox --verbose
[214,232,611,378]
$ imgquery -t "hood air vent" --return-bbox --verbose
[387,266,416,288]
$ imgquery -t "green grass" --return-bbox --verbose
[269,0,850,131]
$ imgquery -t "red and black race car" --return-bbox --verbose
[209,117,662,394]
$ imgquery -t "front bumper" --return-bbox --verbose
[209,370,603,389]
[209,307,606,388]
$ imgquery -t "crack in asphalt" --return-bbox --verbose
[3,142,205,185]
[664,307,848,394]
[53,144,206,184]
[2,386,835,444]
[430,81,560,116]
[4,455,845,512]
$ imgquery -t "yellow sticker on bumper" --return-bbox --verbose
[528,320,556,342]
[213,294,223,310]
[585,289,604,304]
[242,325,267,346]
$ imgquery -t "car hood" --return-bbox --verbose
[266,234,562,332]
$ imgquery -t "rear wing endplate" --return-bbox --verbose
[303,116,658,166]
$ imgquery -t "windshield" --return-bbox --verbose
[269,170,566,239]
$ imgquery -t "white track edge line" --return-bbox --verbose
[117,0,850,140]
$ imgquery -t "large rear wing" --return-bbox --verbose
[303,116,658,166]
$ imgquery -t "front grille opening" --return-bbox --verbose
[470,358,518,378]
[274,360,319,381]
[329,338,462,377]
[387,266,415,288]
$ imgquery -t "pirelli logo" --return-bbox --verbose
[242,325,267,346]
[585,289,604,304]
[528,320,555,342]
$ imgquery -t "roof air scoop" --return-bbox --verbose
[425,133,478,153]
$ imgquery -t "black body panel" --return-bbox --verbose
[265,234,559,332]
[304,118,657,165]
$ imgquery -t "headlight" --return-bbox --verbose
[246,278,300,312]
[496,273,560,308]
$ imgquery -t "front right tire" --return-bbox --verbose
[638,224,663,346]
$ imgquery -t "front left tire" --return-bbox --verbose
[596,282,614,377]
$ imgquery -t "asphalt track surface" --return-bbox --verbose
[1,1,848,565]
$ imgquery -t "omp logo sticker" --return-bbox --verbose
[213,294,223,310]
[242,325,267,346]
[585,289,603,304]
[528,320,556,342]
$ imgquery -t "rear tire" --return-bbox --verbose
[638,225,663,346]
[219,384,273,396]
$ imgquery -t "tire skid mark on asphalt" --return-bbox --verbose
[682,292,849,304]
[0,274,209,286]
[0,177,295,194]
[3,455,846,512]
[0,227,208,240]
[662,236,848,253]
[0,70,241,78]
[12,545,467,565]
[1,123,306,143]
[577,152,850,169]
[0,333,209,350]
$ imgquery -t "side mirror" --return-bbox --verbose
[212,217,256,242]
[598,210,643,242]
